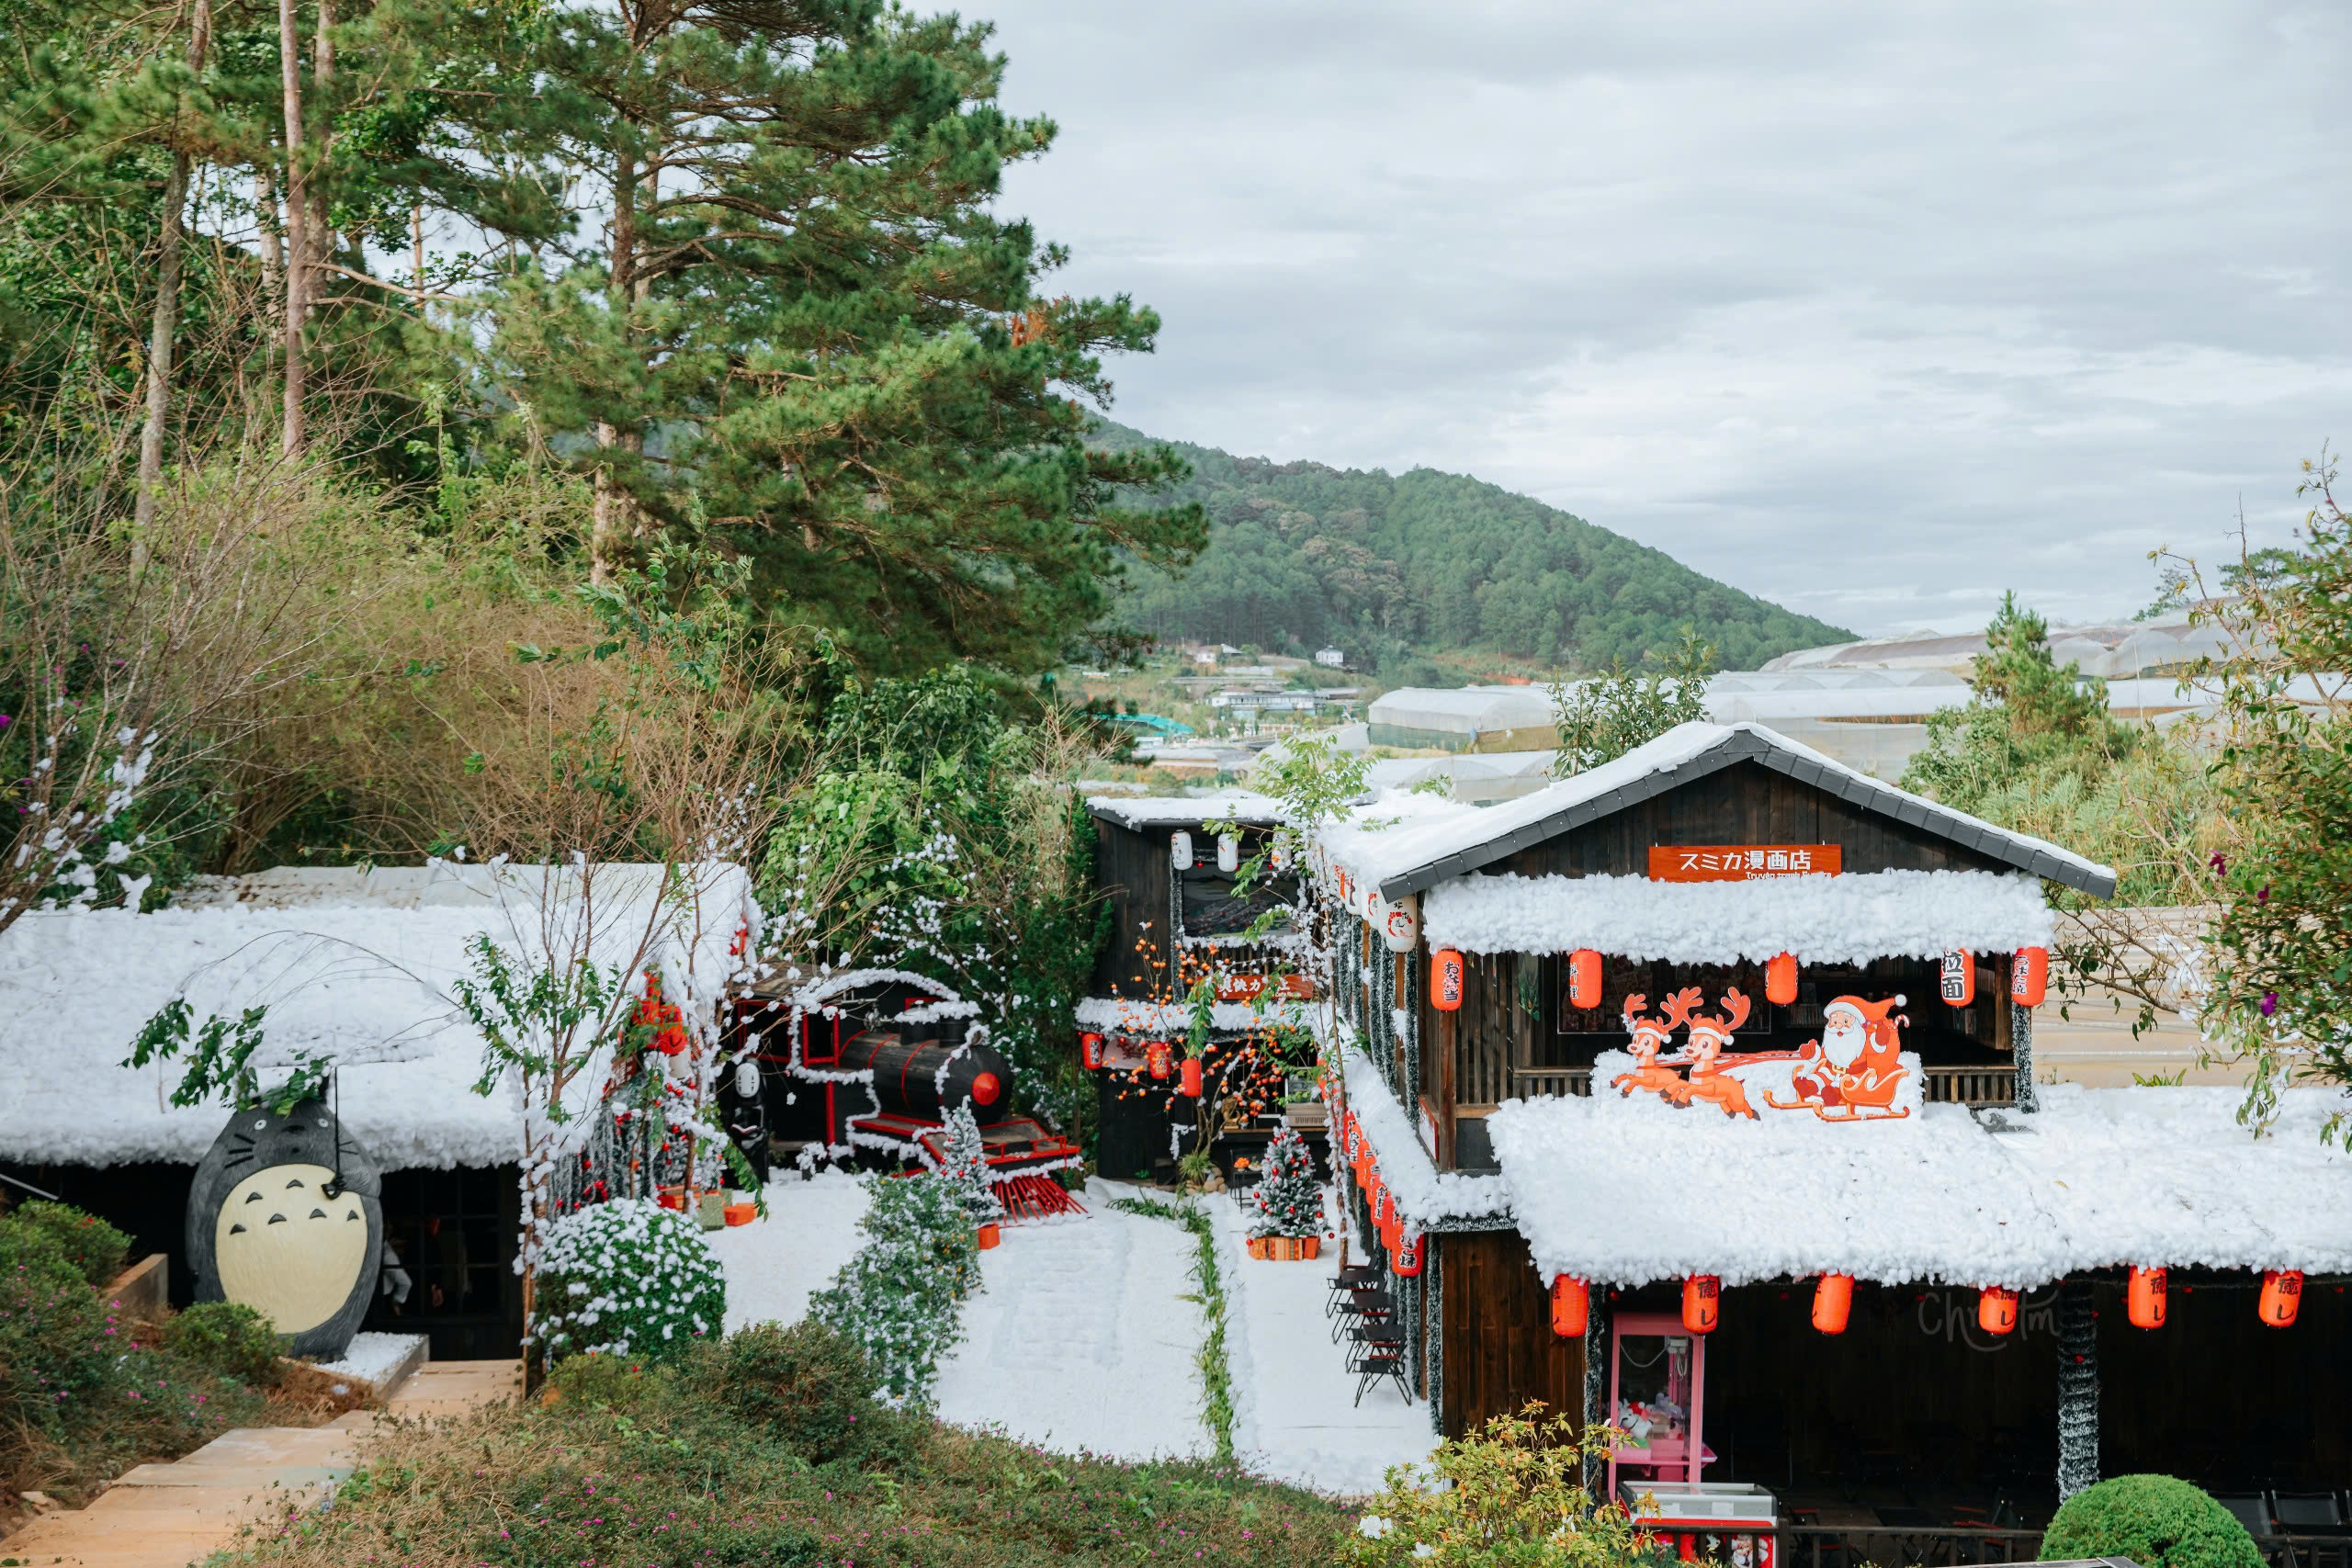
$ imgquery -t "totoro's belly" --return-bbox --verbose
[213,1162,369,1335]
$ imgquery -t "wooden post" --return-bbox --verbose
[2056,1279,2098,1499]
[2011,997,2039,1112]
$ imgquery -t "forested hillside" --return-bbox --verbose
[1100,423,1850,674]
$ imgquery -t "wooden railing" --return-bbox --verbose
[1512,1066,1592,1099]
[1922,1066,2017,1108]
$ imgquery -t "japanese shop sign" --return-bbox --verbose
[1647,844,1843,882]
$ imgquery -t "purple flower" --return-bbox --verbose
[2261,992,2278,1017]
[2209,852,2226,873]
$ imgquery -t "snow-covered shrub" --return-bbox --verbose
[1248,1124,1323,1239]
[690,1320,912,1469]
[808,1173,978,1408]
[935,1105,1003,1226]
[2041,1475,2262,1568]
[532,1200,726,1366]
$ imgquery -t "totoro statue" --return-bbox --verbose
[187,1097,383,1360]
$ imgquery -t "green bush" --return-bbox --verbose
[692,1321,910,1469]
[532,1199,727,1366]
[2041,1475,2265,1568]
[0,1247,116,1433]
[808,1173,978,1409]
[164,1301,288,1386]
[3,1201,130,1288]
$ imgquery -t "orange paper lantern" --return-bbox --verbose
[2259,1269,2303,1327]
[2011,946,2049,1007]
[1079,1032,1103,1070]
[1551,1276,1589,1338]
[1179,1057,1203,1098]
[1431,949,1465,1011]
[1681,1275,1720,1335]
[2127,1266,2166,1329]
[1568,949,1602,1010]
[1811,1273,1853,1335]
[1146,1041,1172,1079]
[1940,950,1975,1007]
[1978,1285,2018,1336]
[1766,953,1799,1007]
[1392,1231,1424,1277]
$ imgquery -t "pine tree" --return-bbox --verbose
[937,1103,1001,1226]
[1247,1123,1322,1240]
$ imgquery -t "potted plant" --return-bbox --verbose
[1245,1124,1323,1260]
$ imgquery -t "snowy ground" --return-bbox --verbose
[713,1169,1437,1495]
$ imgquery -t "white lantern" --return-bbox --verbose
[1216,833,1239,874]
[1170,829,1193,869]
[1382,895,1420,953]
[1365,889,1387,931]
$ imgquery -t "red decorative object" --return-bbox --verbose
[2012,946,2049,1007]
[2259,1269,2303,1327]
[1681,1275,1720,1335]
[1978,1285,2018,1335]
[723,1201,757,1226]
[2127,1266,2166,1329]
[1811,1273,1853,1335]
[1766,952,1798,1007]
[1551,1276,1589,1337]
[1940,950,1975,1008]
[1431,949,1464,1011]
[1246,1235,1320,1260]
[1080,1032,1103,1070]
[1146,1041,1172,1079]
[1179,1057,1203,1098]
[636,973,689,1055]
[977,1223,1001,1251]
[1568,949,1602,1010]
[971,1072,1001,1107]
[1392,1231,1424,1277]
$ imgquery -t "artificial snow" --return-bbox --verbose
[705,1168,873,1334]
[309,1331,424,1391]
[1487,1081,2352,1292]
[1072,995,1302,1035]
[1422,868,2055,965]
[1085,793,1286,829]
[1337,1041,1511,1227]
[0,861,757,1169]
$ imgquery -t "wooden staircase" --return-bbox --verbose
[0,1360,520,1568]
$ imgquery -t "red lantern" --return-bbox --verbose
[2011,947,2049,1008]
[1940,950,1975,1007]
[2259,1269,2303,1327]
[1766,953,1798,1008]
[1179,1056,1203,1098]
[1681,1275,1720,1335]
[2128,1266,2166,1329]
[1146,1041,1172,1079]
[1811,1273,1853,1335]
[1372,1179,1393,1233]
[1392,1231,1424,1277]
[1080,1032,1103,1070]
[1551,1276,1589,1338]
[1978,1285,2018,1336]
[1431,949,1465,1011]
[1568,949,1602,1010]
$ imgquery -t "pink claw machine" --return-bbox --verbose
[1609,1311,1780,1566]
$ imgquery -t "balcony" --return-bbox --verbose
[1503,1064,2015,1108]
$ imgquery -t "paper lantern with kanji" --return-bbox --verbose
[1811,1273,1853,1335]
[1766,953,1799,1007]
[1391,1231,1424,1277]
[1431,949,1465,1011]
[1179,1056,1203,1098]
[2128,1266,2165,1329]
[2011,946,2049,1008]
[1977,1285,2018,1336]
[1145,1040,1173,1080]
[1681,1275,1720,1335]
[1940,950,1975,1008]
[2259,1269,2302,1328]
[1079,1032,1103,1070]
[1568,949,1602,1010]
[1550,1276,1589,1338]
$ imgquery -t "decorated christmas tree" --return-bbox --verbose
[938,1103,1003,1226]
[1248,1124,1324,1239]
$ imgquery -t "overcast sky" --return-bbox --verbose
[981,1,2351,638]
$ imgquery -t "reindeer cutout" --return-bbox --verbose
[1610,989,1697,1101]
[1668,987,1758,1119]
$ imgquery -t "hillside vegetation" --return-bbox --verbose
[1099,423,1851,674]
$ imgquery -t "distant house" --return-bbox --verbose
[1315,648,1346,668]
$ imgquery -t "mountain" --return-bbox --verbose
[1099,423,1852,678]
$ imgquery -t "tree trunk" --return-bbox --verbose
[588,149,637,584]
[277,0,307,457]
[134,0,213,543]
[306,0,334,319]
[410,203,424,309]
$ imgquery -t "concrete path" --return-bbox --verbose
[0,1360,519,1568]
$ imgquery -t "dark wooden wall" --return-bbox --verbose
[1499,760,2014,881]
[1091,816,1171,998]
[1441,1230,1585,1438]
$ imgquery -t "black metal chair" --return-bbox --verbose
[1331,1285,1394,1344]
[1349,1329,1409,1406]
[1325,1265,1382,1316]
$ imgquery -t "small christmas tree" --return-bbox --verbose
[938,1103,1003,1226]
[1248,1123,1324,1239]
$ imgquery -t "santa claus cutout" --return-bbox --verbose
[1767,994,1912,1122]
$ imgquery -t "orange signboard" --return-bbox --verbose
[1215,973,1317,1003]
[1647,844,1841,882]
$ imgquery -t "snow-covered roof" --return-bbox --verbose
[1487,1083,2352,1292]
[1325,722,2115,900]
[1421,869,2054,964]
[1073,995,1302,1035]
[3,862,757,1170]
[1337,1041,1511,1228]
[1085,792,1285,829]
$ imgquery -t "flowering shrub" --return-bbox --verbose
[532,1199,727,1365]
[6,1200,130,1287]
[808,1173,978,1408]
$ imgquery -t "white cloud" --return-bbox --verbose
[983,0,2351,638]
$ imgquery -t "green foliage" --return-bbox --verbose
[1110,1196,1235,1464]
[808,1173,981,1409]
[452,933,628,1123]
[5,1199,129,1289]
[2041,1475,2264,1568]
[532,1199,728,1366]
[162,1301,288,1386]
[122,1000,335,1113]
[1547,628,1716,777]
[687,1320,912,1471]
[1101,421,1850,673]
[1340,1404,1664,1568]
